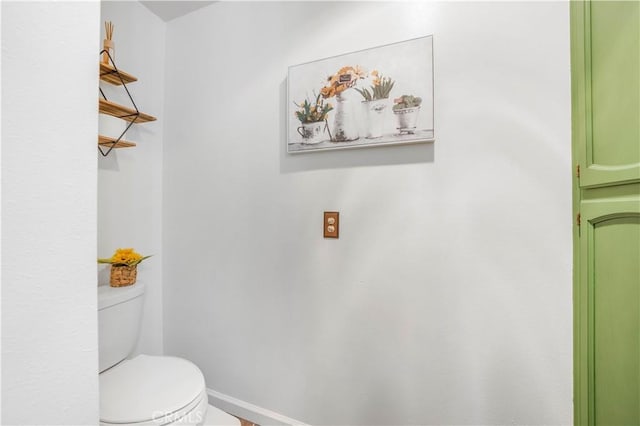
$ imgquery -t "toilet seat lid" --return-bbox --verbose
[100,355,205,424]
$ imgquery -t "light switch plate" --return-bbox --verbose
[324,212,339,238]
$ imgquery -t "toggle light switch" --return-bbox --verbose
[324,212,339,238]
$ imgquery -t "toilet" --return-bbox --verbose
[98,283,235,426]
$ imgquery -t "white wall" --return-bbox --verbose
[1,1,100,424]
[98,1,166,356]
[1,3,4,419]
[163,2,573,425]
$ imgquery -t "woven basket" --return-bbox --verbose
[110,264,137,287]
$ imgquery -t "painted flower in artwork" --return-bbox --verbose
[295,93,333,123]
[320,65,366,99]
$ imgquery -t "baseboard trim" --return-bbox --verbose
[207,388,310,426]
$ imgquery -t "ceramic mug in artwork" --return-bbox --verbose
[297,121,325,144]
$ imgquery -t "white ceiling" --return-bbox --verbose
[140,1,216,22]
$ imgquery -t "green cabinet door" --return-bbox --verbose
[572,1,640,189]
[572,1,640,425]
[576,191,640,425]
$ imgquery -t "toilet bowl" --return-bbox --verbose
[100,355,208,426]
[98,283,220,426]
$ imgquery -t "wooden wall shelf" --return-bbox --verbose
[99,62,137,85]
[99,135,136,148]
[99,98,156,123]
[98,48,157,156]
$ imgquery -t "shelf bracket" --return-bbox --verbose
[98,49,141,157]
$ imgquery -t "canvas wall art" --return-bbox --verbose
[287,36,434,153]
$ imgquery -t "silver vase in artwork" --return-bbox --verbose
[393,106,421,134]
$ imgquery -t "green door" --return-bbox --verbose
[571,1,640,425]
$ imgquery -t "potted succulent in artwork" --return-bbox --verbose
[355,70,395,138]
[294,93,333,144]
[392,95,422,134]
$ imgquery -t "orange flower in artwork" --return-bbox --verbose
[320,65,366,99]
[371,69,381,86]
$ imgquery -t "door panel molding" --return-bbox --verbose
[579,203,640,425]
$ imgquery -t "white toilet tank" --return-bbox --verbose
[98,283,145,373]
